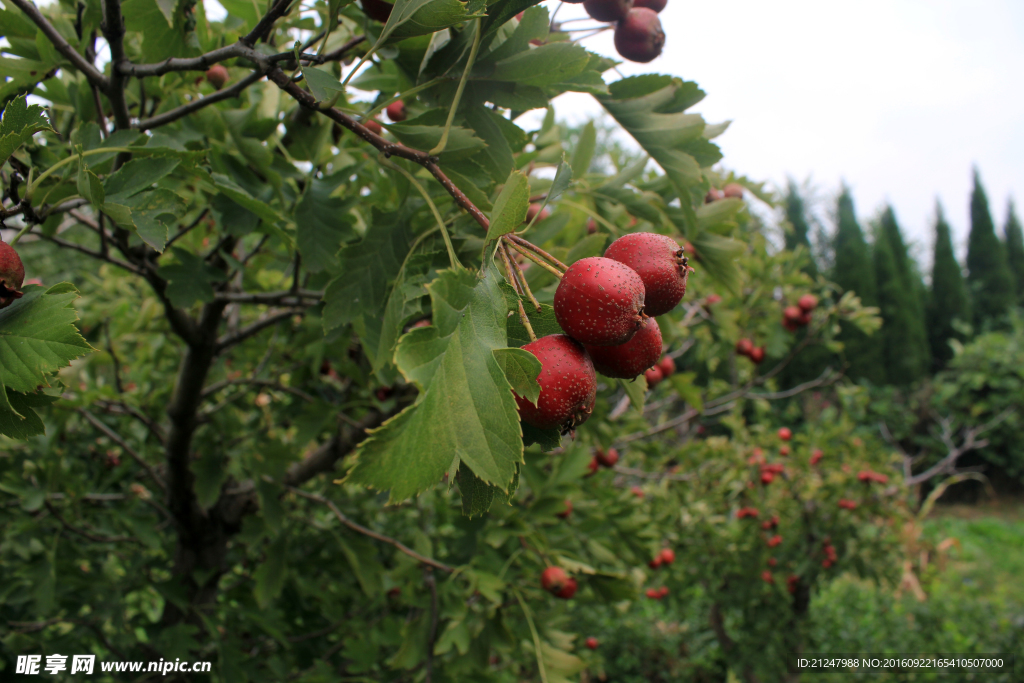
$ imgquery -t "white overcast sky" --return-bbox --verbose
[547,0,1024,266]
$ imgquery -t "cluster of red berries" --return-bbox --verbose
[645,585,670,599]
[760,462,784,485]
[563,0,666,63]
[734,337,765,364]
[760,514,779,531]
[736,506,760,519]
[782,294,817,332]
[644,355,675,387]
[648,547,675,569]
[515,233,692,434]
[705,183,745,203]
[857,470,889,485]
[541,566,578,599]
[586,447,620,475]
[821,539,838,568]
[0,240,26,309]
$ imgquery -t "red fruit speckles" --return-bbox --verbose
[541,566,569,593]
[585,316,662,379]
[555,257,646,346]
[583,0,631,22]
[0,241,26,309]
[633,0,666,12]
[386,100,406,122]
[595,448,619,468]
[644,365,664,387]
[604,232,690,316]
[514,335,597,432]
[658,355,675,377]
[767,535,782,548]
[614,7,664,63]
[585,636,599,650]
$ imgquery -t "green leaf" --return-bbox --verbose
[323,215,414,333]
[565,232,606,264]
[300,64,346,104]
[116,188,187,252]
[492,346,541,404]
[373,251,437,373]
[570,121,596,179]
[345,267,523,502]
[331,533,384,598]
[122,0,196,63]
[463,105,515,183]
[618,376,646,412]
[386,120,486,160]
[156,247,228,307]
[487,169,529,238]
[0,95,53,168]
[0,388,56,439]
[200,171,286,226]
[377,0,481,45]
[295,173,357,273]
[104,157,181,200]
[506,302,562,347]
[253,535,288,609]
[489,42,591,87]
[688,231,745,295]
[155,0,178,27]
[77,165,104,205]
[589,572,638,602]
[456,463,497,517]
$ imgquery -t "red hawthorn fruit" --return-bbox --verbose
[360,0,394,21]
[767,557,777,567]
[762,463,785,475]
[541,566,569,593]
[767,534,782,548]
[585,316,662,379]
[736,507,759,519]
[752,447,764,460]
[858,470,888,484]
[385,100,406,122]
[783,305,804,323]
[515,11,524,19]
[604,232,691,317]
[587,456,600,476]
[761,471,775,485]
[583,0,632,23]
[375,386,394,401]
[787,575,800,594]
[514,335,597,432]
[364,118,383,135]
[411,318,432,329]
[585,637,599,650]
[762,570,774,584]
[761,515,778,530]
[659,548,675,564]
[658,355,676,377]
[705,188,724,203]
[205,65,229,89]
[554,577,578,599]
[557,499,573,518]
[778,427,792,441]
[735,338,754,357]
[644,365,664,387]
[706,293,722,305]
[798,294,818,312]
[24,277,42,286]
[613,7,664,63]
[0,241,26,310]
[810,448,824,465]
[779,445,791,457]
[595,447,620,468]
[555,257,646,346]
[749,346,766,364]
[586,217,598,234]
[648,556,662,569]
[630,486,645,498]
[658,586,669,597]
[526,203,551,223]
[838,499,857,510]
[645,588,661,599]
[722,183,745,199]
[633,0,666,12]
[798,311,812,326]
[822,559,833,568]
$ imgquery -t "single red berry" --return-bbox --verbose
[761,471,774,485]
[364,118,383,135]
[360,0,394,21]
[767,557,777,567]
[767,535,782,548]
[613,7,664,63]
[644,365,664,388]
[798,294,818,313]
[706,294,722,306]
[555,257,646,346]
[705,188,724,203]
[632,0,666,11]
[526,203,551,223]
[586,217,598,234]
[778,427,792,441]
[659,548,675,564]
[779,445,790,457]
[735,338,754,357]
[760,514,778,530]
[658,355,676,377]
[411,318,431,329]
[749,346,766,364]
[0,240,26,309]
[648,556,662,569]
[541,566,569,593]
[587,456,600,476]
[838,499,857,510]
[583,0,631,22]
[658,586,669,597]
[604,232,690,316]
[822,559,833,568]
[386,100,406,122]
[722,183,745,199]
[783,305,803,323]
[762,570,774,584]
[585,636,599,650]
[556,499,573,519]
[585,316,662,379]
[631,485,645,498]
[554,576,578,599]
[514,335,597,432]
[645,587,661,599]
[205,65,229,89]
[810,449,823,465]
[736,507,759,519]
[595,448,619,468]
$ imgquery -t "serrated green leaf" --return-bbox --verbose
[0,95,53,168]
[506,302,562,347]
[386,120,486,160]
[253,535,288,609]
[300,64,346,104]
[0,388,56,439]
[488,169,529,238]
[344,267,523,502]
[295,173,357,273]
[565,232,606,264]
[156,247,228,307]
[116,188,187,252]
[104,157,181,200]
[377,0,480,44]
[493,346,541,404]
[490,42,590,87]
[122,0,195,63]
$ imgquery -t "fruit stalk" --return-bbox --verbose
[501,241,542,313]
[497,244,538,342]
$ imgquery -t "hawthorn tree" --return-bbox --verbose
[1,0,899,680]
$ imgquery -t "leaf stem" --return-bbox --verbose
[513,587,549,683]
[502,241,541,312]
[381,157,460,268]
[505,239,565,279]
[497,242,538,342]
[429,19,482,156]
[9,223,34,245]
[27,147,134,199]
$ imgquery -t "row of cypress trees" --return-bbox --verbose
[784,170,1024,386]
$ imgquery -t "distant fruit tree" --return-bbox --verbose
[0,0,899,680]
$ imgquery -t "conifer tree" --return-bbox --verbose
[784,180,818,277]
[831,187,884,384]
[927,202,970,371]
[966,170,1015,327]
[1005,200,1024,306]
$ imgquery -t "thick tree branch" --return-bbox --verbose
[904,409,1014,486]
[119,44,252,78]
[100,0,131,130]
[242,0,295,46]
[136,72,265,130]
[6,0,109,89]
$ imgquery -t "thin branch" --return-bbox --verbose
[93,399,166,443]
[745,367,841,400]
[424,567,439,683]
[104,319,125,394]
[35,232,145,275]
[905,408,1014,486]
[214,289,323,304]
[6,0,109,89]
[118,44,248,78]
[135,72,265,130]
[200,377,315,402]
[288,488,454,572]
[215,308,303,352]
[44,500,138,544]
[165,208,211,248]
[78,408,167,493]
[242,0,295,46]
